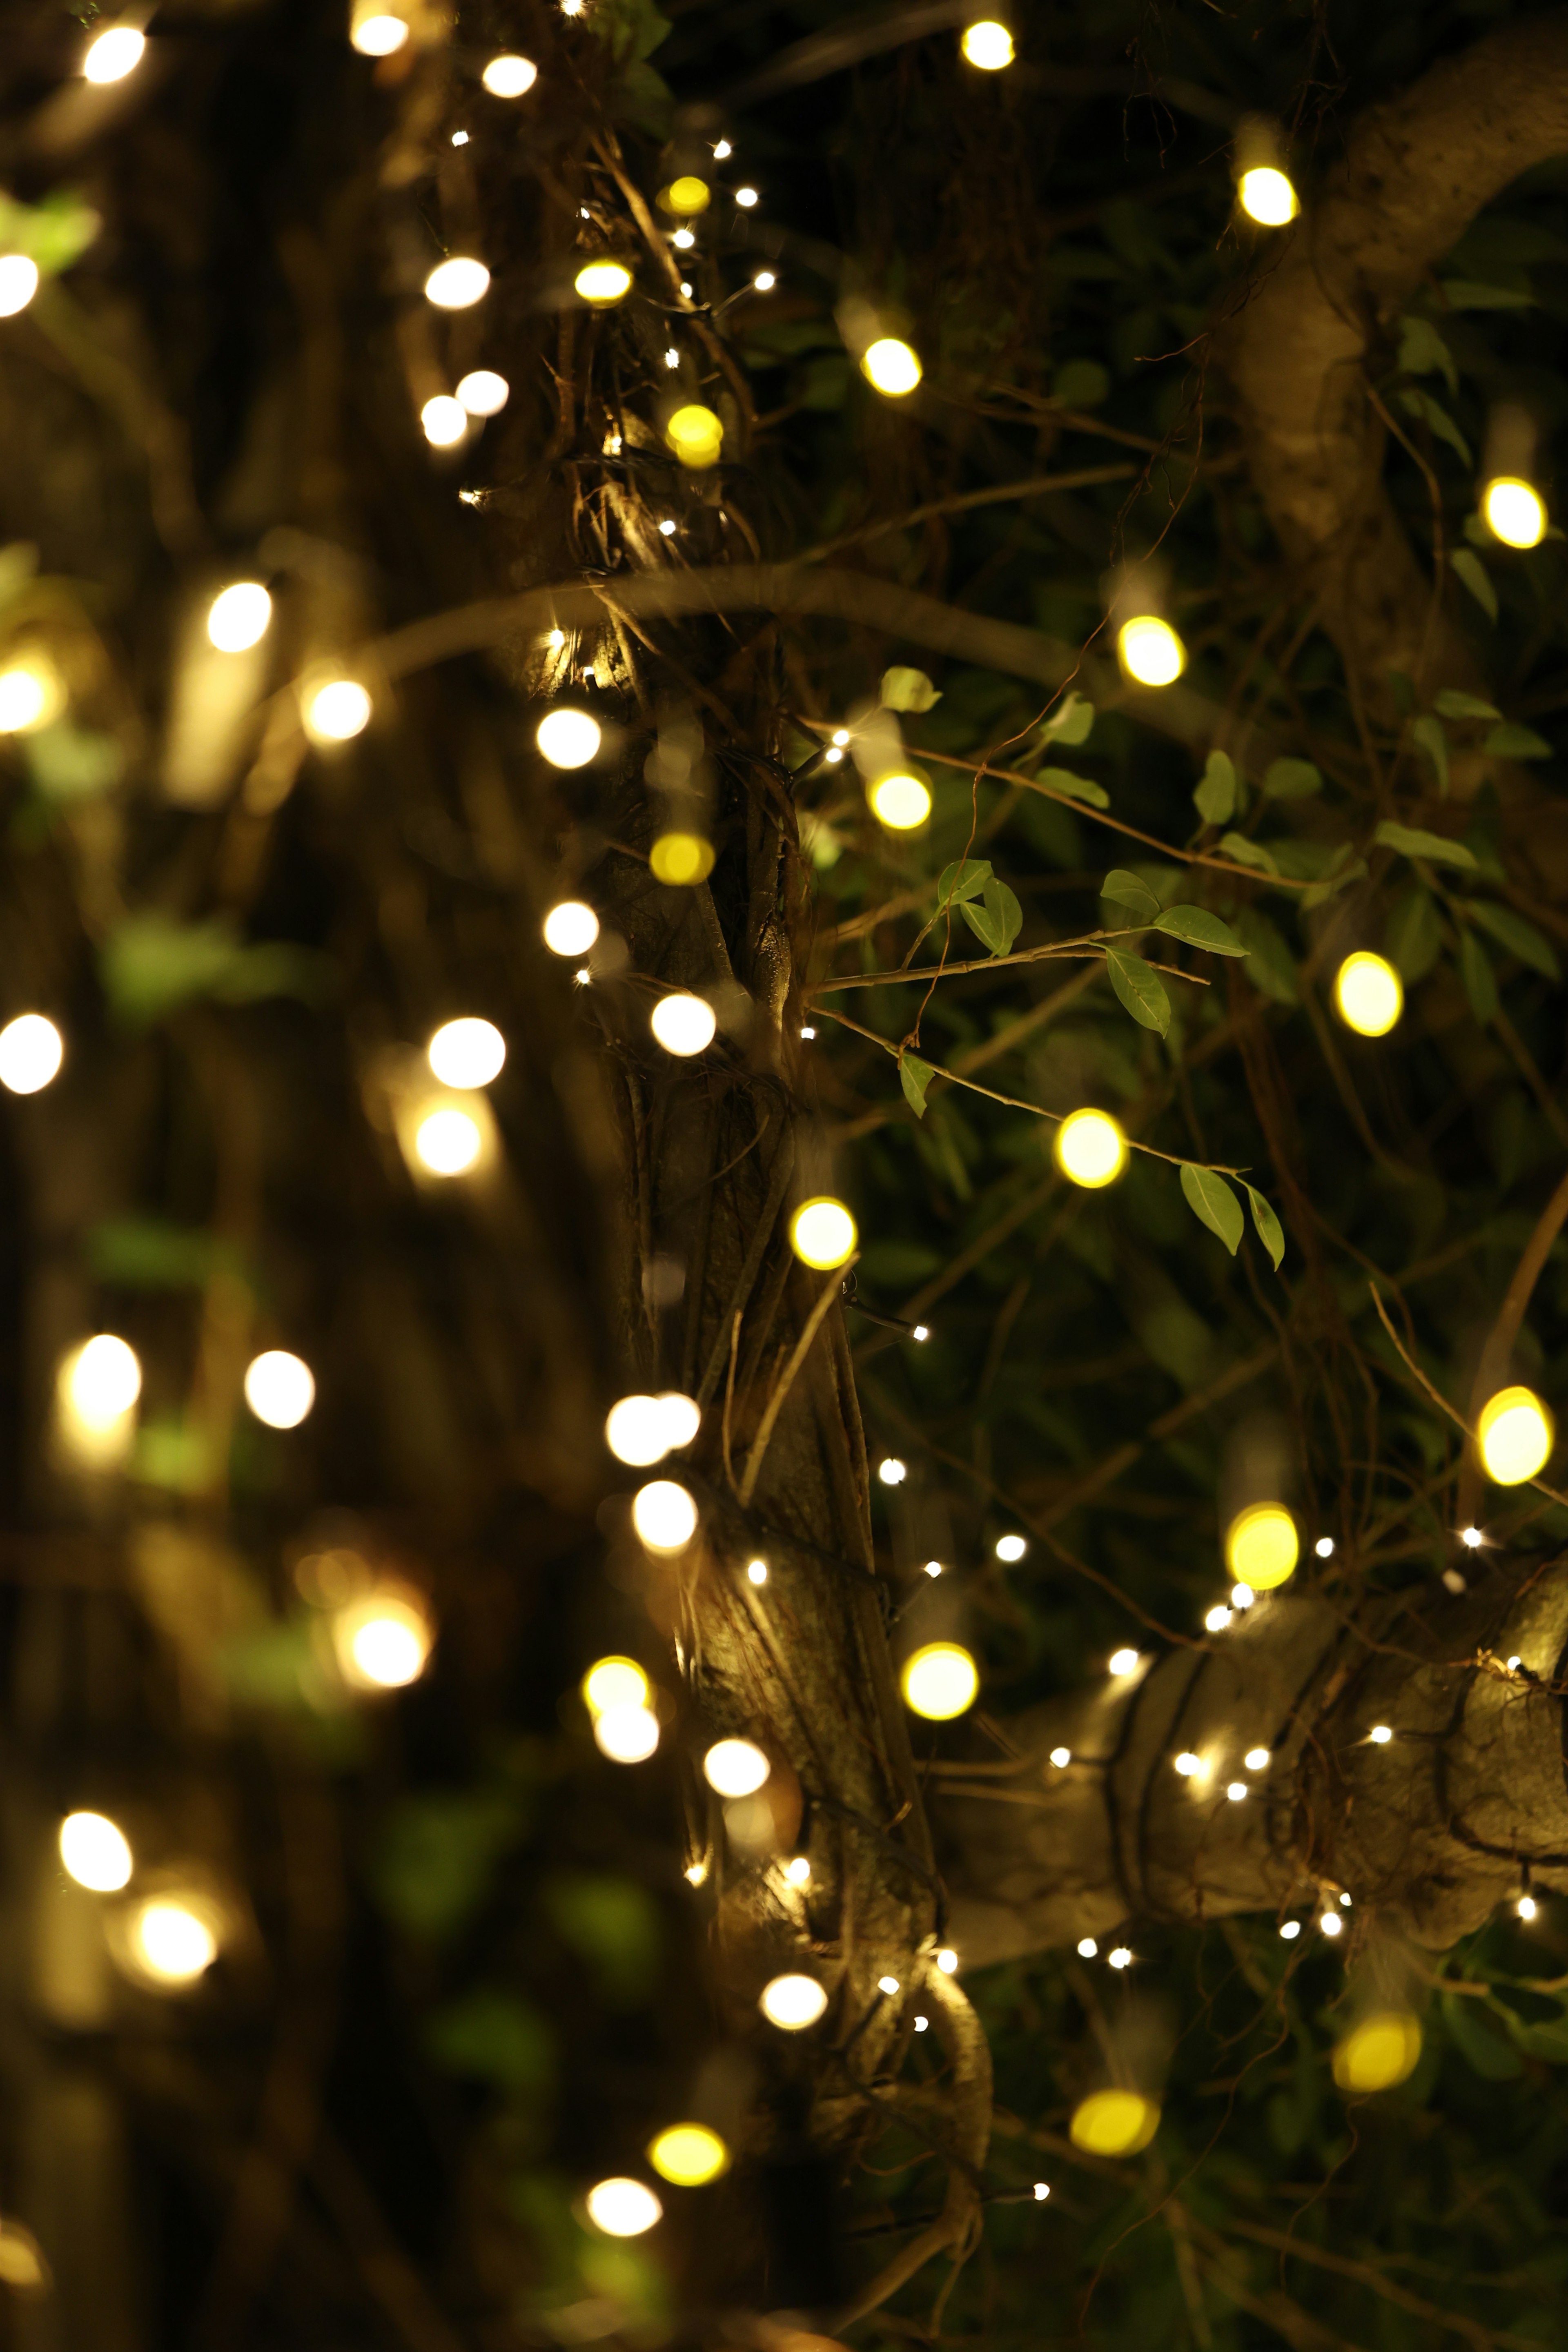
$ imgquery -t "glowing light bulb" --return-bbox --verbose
[537,708,601,768]
[207,582,272,653]
[665,403,724,468]
[457,370,509,417]
[1244,1747,1271,1772]
[1117,615,1185,686]
[1108,1648,1140,1677]
[0,1014,62,1095]
[753,270,776,291]
[1077,1936,1097,1957]
[961,18,1015,67]
[869,771,931,829]
[1314,1535,1335,1558]
[606,1395,673,1467]
[1055,1108,1126,1188]
[1108,1946,1132,1968]
[648,2124,728,2186]
[1204,1604,1232,1632]
[1069,2091,1158,2155]
[421,395,468,448]
[543,900,599,956]
[576,261,633,306]
[877,1974,900,1996]
[0,257,38,320]
[735,187,759,209]
[481,53,537,96]
[66,1335,142,1428]
[594,1703,659,1762]
[585,2179,661,2237]
[424,257,490,310]
[1461,1524,1484,1548]
[748,1559,769,1585]
[134,1898,217,1983]
[789,1196,856,1270]
[760,1973,827,2029]
[936,1946,958,1973]
[1280,1918,1301,1940]
[877,1457,906,1485]
[1477,1385,1553,1486]
[704,1738,770,1797]
[901,1642,979,1720]
[243,1350,315,1430]
[1518,1893,1538,1920]
[1173,1752,1203,1777]
[84,25,146,81]
[649,832,716,885]
[1332,2012,1421,2094]
[862,338,922,396]
[582,1657,649,1715]
[996,1535,1027,1561]
[784,1854,810,1884]
[1483,477,1547,550]
[428,1018,505,1089]
[1049,1747,1071,1768]
[1231,1582,1255,1609]
[713,139,732,160]
[1226,1503,1298,1591]
[661,177,710,216]
[1226,1781,1247,1802]
[1368,1724,1392,1745]
[1238,167,1298,225]
[0,664,54,731]
[304,679,371,742]
[1334,951,1402,1037]
[631,1478,698,1554]
[336,1595,432,1689]
[650,993,717,1056]
[59,1811,132,1892]
[414,1107,483,1175]
[352,13,409,54]
[671,228,696,251]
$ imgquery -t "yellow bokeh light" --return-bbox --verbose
[0,257,38,320]
[457,369,509,416]
[59,1810,133,1893]
[304,678,372,742]
[1334,951,1403,1038]
[650,831,716,885]
[424,257,490,310]
[335,1594,432,1689]
[207,582,272,653]
[585,2178,662,2236]
[901,1642,979,1721]
[421,394,468,448]
[1056,1108,1126,1188]
[869,772,931,830]
[648,2123,729,2185]
[1477,1385,1553,1486]
[0,1014,62,1095]
[133,1898,218,1985]
[1483,476,1547,550]
[581,1656,650,1716]
[1225,1503,1298,1591]
[243,1350,316,1430]
[961,19,1015,68]
[704,1737,771,1797]
[1069,2090,1160,2156]
[576,260,633,306]
[350,13,410,55]
[65,1334,142,1430]
[1117,615,1185,687]
[660,176,711,216]
[631,1478,698,1554]
[1332,2011,1422,2095]
[84,25,146,81]
[414,1106,483,1175]
[481,53,537,96]
[789,1196,856,1270]
[759,1972,828,2029]
[861,337,922,397]
[0,661,60,733]
[1238,167,1298,225]
[666,404,724,468]
[593,1703,660,1762]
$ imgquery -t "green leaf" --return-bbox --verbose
[1233,906,1297,1004]
[1245,1185,1286,1270]
[1300,853,1368,910]
[1484,722,1552,760]
[1385,885,1442,983]
[374,1791,525,1941]
[1459,929,1499,1023]
[1450,548,1497,622]
[1041,691,1094,746]
[1104,946,1170,1035]
[101,915,328,1027]
[1179,1164,1243,1255]
[543,1872,661,2006]
[1218,832,1280,875]
[1100,869,1161,920]
[1465,900,1561,981]
[1441,1993,1524,2081]
[0,190,100,274]
[1411,713,1450,795]
[428,1989,554,2096]
[935,858,993,909]
[900,1054,935,1118]
[1153,905,1248,957]
[1262,757,1322,801]
[1510,2015,1568,2067]
[1036,765,1109,808]
[1052,358,1111,408]
[1194,750,1237,826]
[1374,820,1477,871]
[1396,313,1457,394]
[25,722,122,803]
[960,878,1023,957]
[1439,278,1534,310]
[1434,689,1501,720]
[87,1218,247,1290]
[880,665,942,713]
[1396,386,1472,466]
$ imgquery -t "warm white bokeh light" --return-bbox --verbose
[1238,167,1298,225]
[575,261,633,306]
[243,1350,315,1430]
[703,1738,770,1798]
[901,1642,979,1720]
[1244,1747,1271,1771]
[304,679,372,742]
[1118,615,1185,686]
[350,12,410,54]
[0,664,53,731]
[1334,951,1403,1038]
[207,582,272,652]
[421,395,468,448]
[457,369,510,416]
[59,1810,133,1892]
[1483,476,1547,550]
[0,257,39,320]
[862,338,922,396]
[1056,1108,1126,1188]
[650,993,717,1057]
[537,708,601,768]
[759,1973,828,2030]
[581,1656,650,1715]
[1108,1647,1140,1677]
[1225,1503,1298,1590]
[84,26,146,82]
[336,1594,432,1689]
[593,1703,660,1762]
[1478,1386,1553,1486]
[424,257,490,309]
[134,1898,218,1984]
[631,1478,698,1554]
[0,1014,62,1095]
[428,1018,506,1089]
[414,1106,483,1176]
[961,19,1015,67]
[482,53,538,96]
[789,1196,857,1270]
[869,771,931,830]
[543,900,599,956]
[66,1335,142,1428]
[606,1395,669,1468]
[585,2178,662,2236]
[995,1534,1027,1562]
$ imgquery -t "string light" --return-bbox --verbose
[1117,616,1185,686]
[869,770,932,829]
[1238,167,1298,225]
[1049,1746,1071,1767]
[1108,1946,1132,1968]
[703,1738,770,1797]
[784,1854,810,1884]
[424,257,490,310]
[350,10,408,55]
[1518,1893,1538,1920]
[923,1561,944,1580]
[901,1642,979,1719]
[131,1898,218,1984]
[59,1810,133,1893]
[1173,1752,1205,1778]
[581,1657,649,1715]
[962,19,1016,68]
[1225,1503,1298,1590]
[414,1106,482,1175]
[789,1196,856,1269]
[746,1558,768,1585]
[1226,1781,1247,1802]
[585,2179,662,2237]
[1332,2013,1421,2094]
[64,1335,141,1429]
[1033,2181,1050,2200]
[1477,1385,1553,1485]
[84,25,147,80]
[421,395,468,448]
[1244,1746,1270,1771]
[1483,477,1547,549]
[648,2124,728,2186]
[1334,951,1403,1037]
[0,1015,62,1095]
[735,187,759,209]
[1460,1524,1484,1548]
[303,678,371,742]
[671,228,696,251]
[935,1946,958,1973]
[1204,1604,1232,1632]
[605,1392,699,1467]
[334,1593,432,1688]
[913,2015,929,2031]
[543,900,599,956]
[753,270,777,291]
[1314,1535,1335,1558]
[650,992,717,1056]
[649,832,715,884]
[666,404,724,468]
[428,1018,505,1090]
[759,1973,827,2029]
[595,1704,660,1762]
[713,139,733,160]
[1055,1108,1127,1188]
[1076,1936,1096,1957]
[1070,2091,1158,2155]
[877,1973,900,1996]
[0,258,38,319]
[631,1478,698,1554]
[243,1350,316,1430]
[0,662,58,731]
[862,338,922,396]
[207,582,272,653]
[1280,1919,1301,1939]
[481,53,537,96]
[457,370,509,416]
[1231,1581,1255,1608]
[537,708,601,768]
[660,177,711,216]
[1108,1647,1140,1676]
[450,129,469,145]
[658,516,678,534]
[1319,1909,1343,1936]
[878,1456,906,1485]
[576,260,633,306]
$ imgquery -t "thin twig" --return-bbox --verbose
[738,1257,856,1507]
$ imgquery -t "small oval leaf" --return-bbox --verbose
[1153,905,1248,957]
[1104,946,1170,1035]
[1100,869,1161,920]
[1179,1164,1243,1255]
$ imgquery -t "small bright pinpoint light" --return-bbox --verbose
[1483,477,1547,550]
[759,1973,828,2030]
[1049,1746,1071,1768]
[0,1015,62,1095]
[734,186,759,209]
[351,11,409,53]
[1332,2012,1421,2094]
[1334,951,1403,1037]
[661,176,711,216]
[1280,1918,1301,1939]
[789,1197,856,1270]
[1518,1892,1538,1920]
[428,1018,505,1089]
[543,900,599,956]
[586,2179,662,2237]
[651,993,717,1057]
[901,1642,979,1720]
[648,2124,728,2186]
[632,1478,698,1555]
[753,270,777,291]
[862,337,922,396]
[1231,1582,1255,1609]
[784,1853,810,1883]
[336,1594,432,1689]
[594,1703,660,1762]
[649,832,716,885]
[1461,1524,1484,1548]
[134,1898,218,1984]
[936,1946,958,1973]
[1368,1724,1393,1745]
[1056,1108,1126,1189]
[207,582,272,653]
[0,664,55,731]
[582,1657,649,1715]
[995,1534,1027,1562]
[0,257,38,318]
[666,403,724,468]
[1069,2091,1159,2156]
[878,1457,906,1486]
[877,1974,900,1996]
[1238,167,1298,225]
[869,771,931,830]
[1244,1747,1271,1772]
[84,25,146,81]
[414,1107,482,1175]
[67,1335,142,1428]
[1226,1781,1247,1802]
[1108,1647,1140,1677]
[1117,615,1185,686]
[703,1738,770,1797]
[1320,1909,1343,1936]
[537,708,601,768]
[304,679,371,742]
[421,395,468,448]
[1315,1535,1335,1558]
[1077,1935,1096,1957]
[748,1559,768,1585]
[1108,1945,1132,1969]
[457,370,510,416]
[243,1350,315,1430]
[1225,1503,1298,1590]
[60,1811,133,1892]
[482,53,537,96]
[424,257,490,310]
[576,260,633,306]
[1204,1604,1232,1632]
[1174,1752,1203,1777]
[1478,1385,1553,1485]
[961,18,1015,67]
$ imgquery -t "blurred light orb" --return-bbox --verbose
[0,665,52,732]
[1478,1385,1553,1486]
[869,771,931,830]
[428,1017,505,1089]
[995,1534,1027,1561]
[649,831,716,886]
[661,176,711,216]
[421,395,468,448]
[207,582,272,653]
[576,261,633,306]
[1334,951,1403,1037]
[1244,1747,1272,1772]
[1204,1604,1232,1632]
[648,2123,728,2185]
[862,338,922,396]
[424,257,490,309]
[1225,1503,1298,1590]
[651,993,718,1057]
[703,1738,770,1798]
[936,1945,959,1973]
[543,900,599,956]
[457,369,510,415]
[631,1478,698,1554]
[878,1457,906,1486]
[1231,1581,1255,1608]
[1049,1746,1072,1768]
[134,1898,217,1984]
[1239,167,1298,225]
[67,1335,142,1427]
[1173,1751,1204,1778]
[243,1350,315,1430]
[84,25,146,80]
[304,678,372,742]
[759,1973,828,2030]
[60,1810,132,1893]
[1368,1724,1393,1745]
[1320,1909,1344,1935]
[337,1594,431,1688]
[1117,615,1185,686]
[482,52,537,96]
[537,707,601,768]
[414,1107,483,1176]
[1056,1107,1126,1188]
[784,1853,810,1882]
[1333,2011,1422,2094]
[1108,1647,1140,1677]
[901,1642,979,1720]
[1069,2091,1160,2156]
[961,18,1015,67]
[581,1656,649,1715]
[585,2178,661,2237]
[733,186,759,209]
[1483,476,1547,550]
[0,1014,62,1095]
[666,403,724,468]
[789,1196,856,1269]
[606,1395,670,1466]
[593,1703,660,1762]
[350,11,409,53]
[0,257,38,319]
